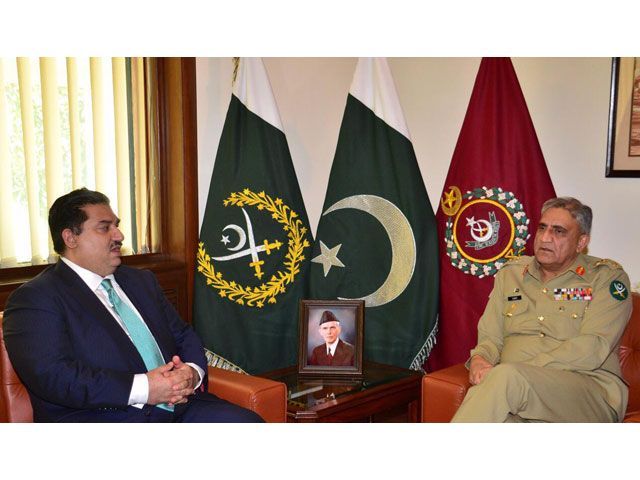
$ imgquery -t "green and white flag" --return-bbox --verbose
[193,58,312,375]
[309,58,439,370]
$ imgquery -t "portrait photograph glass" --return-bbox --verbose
[298,300,364,378]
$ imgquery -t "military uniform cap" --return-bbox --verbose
[319,310,339,325]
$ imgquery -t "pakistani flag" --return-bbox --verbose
[309,58,439,370]
[193,58,312,375]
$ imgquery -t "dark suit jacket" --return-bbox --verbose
[309,339,354,366]
[2,260,208,422]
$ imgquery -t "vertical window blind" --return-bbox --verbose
[0,57,156,268]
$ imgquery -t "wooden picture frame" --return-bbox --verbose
[298,299,364,379]
[606,57,640,177]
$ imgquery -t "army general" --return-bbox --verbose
[452,197,632,422]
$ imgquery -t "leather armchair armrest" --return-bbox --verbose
[623,412,640,423]
[422,362,471,423]
[207,366,287,423]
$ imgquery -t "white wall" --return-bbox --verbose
[196,58,640,287]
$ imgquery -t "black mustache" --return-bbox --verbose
[110,241,123,249]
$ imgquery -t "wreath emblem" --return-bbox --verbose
[197,189,310,308]
[443,186,529,278]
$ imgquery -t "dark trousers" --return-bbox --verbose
[56,392,264,423]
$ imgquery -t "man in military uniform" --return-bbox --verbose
[452,197,632,422]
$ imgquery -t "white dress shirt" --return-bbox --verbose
[60,257,203,407]
[327,338,340,356]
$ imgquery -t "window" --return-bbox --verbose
[1,58,198,322]
[0,57,159,268]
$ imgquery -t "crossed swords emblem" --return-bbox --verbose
[212,208,282,279]
[613,282,627,298]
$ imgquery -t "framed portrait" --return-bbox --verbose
[606,57,640,177]
[298,299,364,379]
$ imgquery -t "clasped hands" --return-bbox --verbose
[146,355,199,406]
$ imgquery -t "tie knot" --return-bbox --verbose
[101,279,114,293]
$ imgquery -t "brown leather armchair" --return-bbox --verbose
[422,292,640,422]
[0,312,287,423]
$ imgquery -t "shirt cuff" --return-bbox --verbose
[128,373,149,406]
[186,362,204,389]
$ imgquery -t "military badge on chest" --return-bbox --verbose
[553,287,593,301]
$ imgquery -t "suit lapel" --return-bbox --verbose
[54,260,147,371]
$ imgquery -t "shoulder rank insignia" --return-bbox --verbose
[595,259,621,269]
[554,287,593,301]
[609,280,629,301]
[575,266,585,276]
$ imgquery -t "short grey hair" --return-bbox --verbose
[541,197,592,235]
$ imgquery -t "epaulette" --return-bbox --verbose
[594,258,622,269]
[500,256,525,268]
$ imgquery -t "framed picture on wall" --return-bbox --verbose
[298,299,364,379]
[606,57,640,177]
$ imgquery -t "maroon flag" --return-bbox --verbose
[427,58,556,371]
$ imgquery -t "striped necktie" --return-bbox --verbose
[101,279,173,412]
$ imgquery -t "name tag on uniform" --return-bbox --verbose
[507,295,522,301]
[553,287,593,300]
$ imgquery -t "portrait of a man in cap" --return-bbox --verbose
[308,310,355,367]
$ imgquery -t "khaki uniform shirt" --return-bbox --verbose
[469,253,633,420]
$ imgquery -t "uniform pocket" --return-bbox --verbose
[548,299,589,339]
[502,298,532,333]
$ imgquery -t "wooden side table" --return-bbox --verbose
[259,361,423,423]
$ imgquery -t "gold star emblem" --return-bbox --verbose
[444,189,456,209]
[440,186,462,216]
[311,241,345,277]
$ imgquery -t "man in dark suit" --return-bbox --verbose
[309,310,354,366]
[3,188,263,423]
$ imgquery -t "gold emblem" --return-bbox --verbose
[440,186,462,217]
[197,189,310,308]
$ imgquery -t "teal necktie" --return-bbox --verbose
[101,279,173,412]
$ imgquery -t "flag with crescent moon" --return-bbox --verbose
[427,57,556,372]
[308,58,439,370]
[193,58,313,375]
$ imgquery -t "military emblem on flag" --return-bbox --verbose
[441,185,530,278]
[197,188,310,308]
[427,58,557,371]
[193,58,312,374]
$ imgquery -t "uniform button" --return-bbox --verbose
[542,287,548,294]
[506,312,513,317]
[538,316,544,322]
[571,313,578,319]
[539,332,545,337]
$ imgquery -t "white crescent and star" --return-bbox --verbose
[221,224,247,251]
[312,194,416,308]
